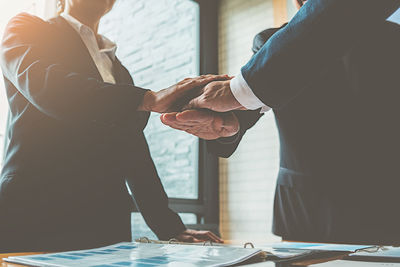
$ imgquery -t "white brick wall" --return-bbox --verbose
[100,0,200,200]
[99,0,200,239]
[218,0,281,243]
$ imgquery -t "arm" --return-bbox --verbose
[183,1,399,112]
[0,13,146,128]
[207,25,287,157]
[0,13,226,129]
[242,0,400,109]
[206,110,263,158]
[125,133,186,240]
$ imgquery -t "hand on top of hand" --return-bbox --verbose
[182,80,245,112]
[137,74,231,113]
[138,73,245,141]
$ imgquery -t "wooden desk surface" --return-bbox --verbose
[0,253,42,267]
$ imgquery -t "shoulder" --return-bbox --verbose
[5,12,49,31]
[252,24,288,54]
[3,13,52,42]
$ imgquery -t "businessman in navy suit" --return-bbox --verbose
[162,0,400,244]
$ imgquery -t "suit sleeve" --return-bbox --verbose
[241,0,400,109]
[0,13,147,129]
[206,26,285,158]
[125,134,186,240]
[206,110,263,158]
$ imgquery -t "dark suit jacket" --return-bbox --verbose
[209,1,400,245]
[0,14,185,252]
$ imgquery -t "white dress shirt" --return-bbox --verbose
[230,72,271,113]
[61,13,117,84]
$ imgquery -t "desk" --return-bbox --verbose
[0,253,42,267]
[2,252,400,267]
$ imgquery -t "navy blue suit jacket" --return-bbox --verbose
[0,14,185,252]
[209,1,400,244]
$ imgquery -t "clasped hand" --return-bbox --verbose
[138,75,244,140]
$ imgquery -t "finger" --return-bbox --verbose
[180,78,210,90]
[191,237,202,243]
[200,74,229,80]
[221,112,240,135]
[184,96,206,110]
[205,232,224,243]
[202,232,220,243]
[200,75,230,84]
[162,113,204,127]
[180,75,226,91]
[181,235,201,243]
[160,113,179,124]
[176,110,211,122]
[163,121,193,131]
[192,231,222,243]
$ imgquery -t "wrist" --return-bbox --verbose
[222,111,240,137]
[224,80,245,111]
[138,90,156,111]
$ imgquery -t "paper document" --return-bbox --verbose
[267,242,373,252]
[350,247,400,261]
[256,242,373,260]
[387,8,400,25]
[5,242,262,267]
[313,260,400,267]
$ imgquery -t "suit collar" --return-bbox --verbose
[60,13,117,61]
[48,16,133,85]
[48,15,103,81]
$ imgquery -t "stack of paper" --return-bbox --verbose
[350,247,400,262]
[5,242,262,267]
[258,242,374,261]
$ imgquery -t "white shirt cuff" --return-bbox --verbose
[230,72,271,113]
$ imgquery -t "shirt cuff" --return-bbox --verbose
[230,72,271,113]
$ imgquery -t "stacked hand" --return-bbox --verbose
[138,75,234,113]
[138,76,244,140]
[183,80,244,112]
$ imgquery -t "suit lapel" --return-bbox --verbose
[48,16,137,88]
[48,16,103,82]
[112,57,134,85]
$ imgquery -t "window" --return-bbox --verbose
[99,0,219,240]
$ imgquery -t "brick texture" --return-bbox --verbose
[99,0,200,239]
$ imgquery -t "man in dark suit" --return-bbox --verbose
[162,0,400,244]
[0,0,223,252]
